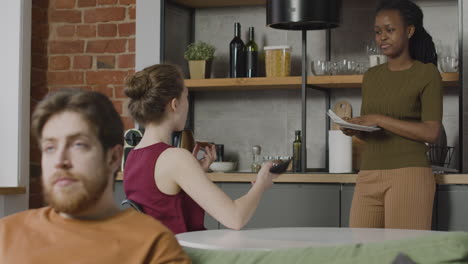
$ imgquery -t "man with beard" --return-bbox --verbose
[0,89,191,263]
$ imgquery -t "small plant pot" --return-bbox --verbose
[188,60,212,79]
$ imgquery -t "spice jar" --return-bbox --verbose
[251,145,262,173]
[264,46,291,77]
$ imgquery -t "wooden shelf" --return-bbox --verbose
[440,72,460,87]
[207,172,358,183]
[170,0,265,8]
[186,72,459,91]
[0,187,26,195]
[186,76,305,91]
[116,172,468,184]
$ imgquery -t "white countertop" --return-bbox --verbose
[176,227,443,250]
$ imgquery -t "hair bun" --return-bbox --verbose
[124,71,151,100]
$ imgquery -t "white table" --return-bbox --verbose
[176,227,443,250]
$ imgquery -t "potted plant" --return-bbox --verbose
[184,41,216,79]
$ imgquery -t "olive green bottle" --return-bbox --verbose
[293,130,302,172]
[245,27,258,77]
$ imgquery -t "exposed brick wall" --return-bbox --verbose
[29,0,136,208]
[47,0,136,130]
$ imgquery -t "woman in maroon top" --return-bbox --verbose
[123,64,279,234]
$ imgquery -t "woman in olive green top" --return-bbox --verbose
[343,0,442,229]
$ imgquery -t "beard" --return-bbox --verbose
[43,169,108,215]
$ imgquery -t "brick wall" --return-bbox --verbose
[47,0,136,129]
[30,0,136,208]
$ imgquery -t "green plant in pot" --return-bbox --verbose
[184,41,215,79]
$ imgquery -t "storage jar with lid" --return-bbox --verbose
[264,45,291,77]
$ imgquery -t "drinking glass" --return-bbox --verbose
[311,60,327,76]
[440,56,459,72]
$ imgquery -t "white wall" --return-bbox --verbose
[0,0,31,216]
[136,0,162,70]
[135,0,162,129]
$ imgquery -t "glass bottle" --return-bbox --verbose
[293,130,302,172]
[229,22,245,78]
[251,145,262,173]
[245,27,258,77]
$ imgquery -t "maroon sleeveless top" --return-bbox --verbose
[123,142,206,234]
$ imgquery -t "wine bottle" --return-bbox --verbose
[293,130,302,172]
[229,23,245,78]
[245,27,258,77]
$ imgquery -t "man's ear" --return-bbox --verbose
[107,144,123,174]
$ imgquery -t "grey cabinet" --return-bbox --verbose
[217,183,341,229]
[114,181,468,232]
[204,213,219,230]
[204,183,222,230]
[436,185,468,231]
[340,184,355,227]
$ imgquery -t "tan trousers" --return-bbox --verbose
[349,167,435,230]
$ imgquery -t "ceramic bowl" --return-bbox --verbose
[209,161,237,172]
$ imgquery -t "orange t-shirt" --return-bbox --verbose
[0,207,191,264]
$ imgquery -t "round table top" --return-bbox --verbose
[176,227,443,250]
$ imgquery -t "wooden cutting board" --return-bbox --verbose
[331,101,352,130]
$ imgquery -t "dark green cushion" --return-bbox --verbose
[184,232,468,264]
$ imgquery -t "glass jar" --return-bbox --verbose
[251,145,262,173]
[264,46,291,77]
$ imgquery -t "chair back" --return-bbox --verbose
[121,199,143,213]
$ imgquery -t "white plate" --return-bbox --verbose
[327,109,381,132]
[209,162,237,172]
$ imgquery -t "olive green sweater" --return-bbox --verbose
[360,60,442,170]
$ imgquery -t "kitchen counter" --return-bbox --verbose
[116,172,468,184]
[0,187,26,195]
